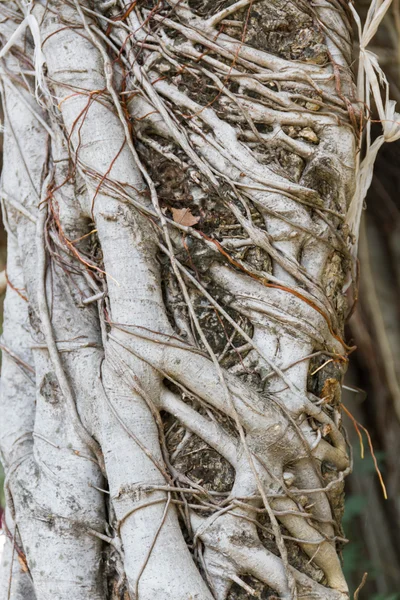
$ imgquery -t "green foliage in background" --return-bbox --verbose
[342,443,396,598]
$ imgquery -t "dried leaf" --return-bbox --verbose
[346,0,400,257]
[321,378,341,405]
[321,424,332,437]
[171,207,200,227]
[17,554,29,573]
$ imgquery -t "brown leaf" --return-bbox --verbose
[321,377,341,405]
[321,424,332,437]
[171,207,200,227]
[17,554,29,573]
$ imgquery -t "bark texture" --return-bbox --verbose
[0,1,361,599]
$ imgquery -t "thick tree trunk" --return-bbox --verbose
[0,1,372,599]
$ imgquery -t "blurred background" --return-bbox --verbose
[342,129,400,598]
[0,1,400,598]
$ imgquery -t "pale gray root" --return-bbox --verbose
[33,4,216,598]
[38,0,352,596]
[117,1,354,595]
[0,62,106,599]
[0,511,35,600]
[160,389,345,599]
[0,226,36,600]
[0,232,35,600]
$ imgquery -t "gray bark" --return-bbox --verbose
[0,1,365,599]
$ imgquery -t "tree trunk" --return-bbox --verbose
[0,1,364,599]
